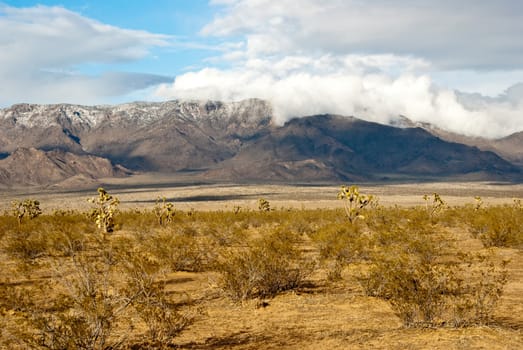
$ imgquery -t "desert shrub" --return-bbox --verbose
[24,234,194,350]
[142,229,211,272]
[0,278,45,315]
[2,212,93,264]
[202,222,248,247]
[356,204,508,327]
[468,205,523,248]
[450,252,508,326]
[119,250,192,346]
[217,230,313,302]
[310,222,369,280]
[3,229,50,263]
[361,251,453,326]
[359,246,508,327]
[28,252,125,350]
[292,217,315,235]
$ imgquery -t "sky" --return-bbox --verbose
[1,0,523,138]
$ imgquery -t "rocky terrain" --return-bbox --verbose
[0,99,520,187]
[0,147,130,188]
[393,115,523,167]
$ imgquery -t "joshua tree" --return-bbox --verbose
[337,185,373,223]
[88,188,119,234]
[11,199,42,227]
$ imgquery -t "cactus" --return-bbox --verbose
[11,199,42,227]
[87,187,119,234]
[337,185,373,223]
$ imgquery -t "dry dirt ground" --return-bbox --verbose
[2,174,523,212]
[167,252,523,350]
[1,177,523,349]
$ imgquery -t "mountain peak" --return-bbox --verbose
[0,101,520,185]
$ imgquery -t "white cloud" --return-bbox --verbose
[0,5,171,105]
[202,0,523,70]
[155,0,523,138]
[156,53,523,138]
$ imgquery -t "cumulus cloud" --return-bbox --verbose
[0,5,171,105]
[156,0,523,138]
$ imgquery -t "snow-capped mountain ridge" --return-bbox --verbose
[0,98,272,129]
[0,99,521,186]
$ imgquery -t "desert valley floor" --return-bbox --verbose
[3,174,523,212]
[1,177,522,349]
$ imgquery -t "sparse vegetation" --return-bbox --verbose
[0,186,522,348]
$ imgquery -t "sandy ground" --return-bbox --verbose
[1,174,522,349]
[2,174,523,212]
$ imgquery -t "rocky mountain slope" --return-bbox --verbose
[393,116,523,167]
[0,148,130,187]
[0,100,520,186]
[206,115,519,181]
[0,99,272,171]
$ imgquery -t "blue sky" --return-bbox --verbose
[1,0,216,77]
[1,0,523,137]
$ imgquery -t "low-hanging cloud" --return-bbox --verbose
[156,0,523,139]
[155,54,523,138]
[0,5,172,105]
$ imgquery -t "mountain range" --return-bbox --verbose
[0,99,521,187]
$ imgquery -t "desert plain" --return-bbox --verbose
[0,177,522,349]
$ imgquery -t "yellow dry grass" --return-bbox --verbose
[1,179,522,349]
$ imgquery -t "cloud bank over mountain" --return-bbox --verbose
[2,1,523,138]
[156,0,523,138]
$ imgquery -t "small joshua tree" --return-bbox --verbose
[11,199,42,227]
[153,196,175,226]
[88,187,119,234]
[337,185,373,223]
[258,198,271,212]
[423,193,446,219]
[474,196,484,211]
